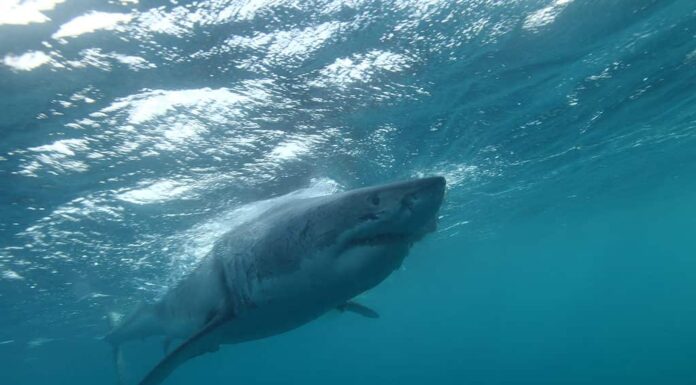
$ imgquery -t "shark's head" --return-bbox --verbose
[290,176,446,294]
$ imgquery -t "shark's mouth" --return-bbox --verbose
[348,233,412,247]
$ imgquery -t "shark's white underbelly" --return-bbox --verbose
[217,262,345,344]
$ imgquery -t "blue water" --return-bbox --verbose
[2,0,696,384]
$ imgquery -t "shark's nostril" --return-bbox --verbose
[359,213,380,221]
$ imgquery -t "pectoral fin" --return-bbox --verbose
[138,314,230,385]
[337,301,380,319]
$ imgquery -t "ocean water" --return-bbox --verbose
[2,0,696,384]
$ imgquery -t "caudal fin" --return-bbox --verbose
[105,312,127,385]
[111,343,127,385]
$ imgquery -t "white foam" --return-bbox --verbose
[2,270,24,280]
[310,50,412,88]
[217,0,279,22]
[125,88,254,124]
[414,163,482,188]
[29,138,88,156]
[523,0,574,31]
[53,11,132,39]
[3,51,52,71]
[111,53,156,70]
[20,139,91,176]
[0,0,65,26]
[227,21,345,68]
[116,179,196,205]
[269,140,311,161]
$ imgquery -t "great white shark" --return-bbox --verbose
[105,176,446,385]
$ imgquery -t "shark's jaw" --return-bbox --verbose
[344,219,437,249]
[339,221,436,261]
[347,232,412,247]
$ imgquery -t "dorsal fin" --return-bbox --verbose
[138,314,230,385]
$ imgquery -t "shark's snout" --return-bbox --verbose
[401,176,445,235]
[386,176,445,223]
[401,176,445,212]
[344,176,446,247]
[413,175,447,190]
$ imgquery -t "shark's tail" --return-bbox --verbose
[111,342,127,385]
[105,311,127,385]
[103,303,165,385]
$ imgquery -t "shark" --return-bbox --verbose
[105,176,446,385]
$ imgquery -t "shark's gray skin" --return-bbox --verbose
[105,176,446,385]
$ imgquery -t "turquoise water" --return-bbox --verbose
[2,0,696,384]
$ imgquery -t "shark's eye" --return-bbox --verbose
[369,195,380,206]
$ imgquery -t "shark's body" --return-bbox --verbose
[106,176,446,385]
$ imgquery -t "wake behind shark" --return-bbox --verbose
[105,176,446,385]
